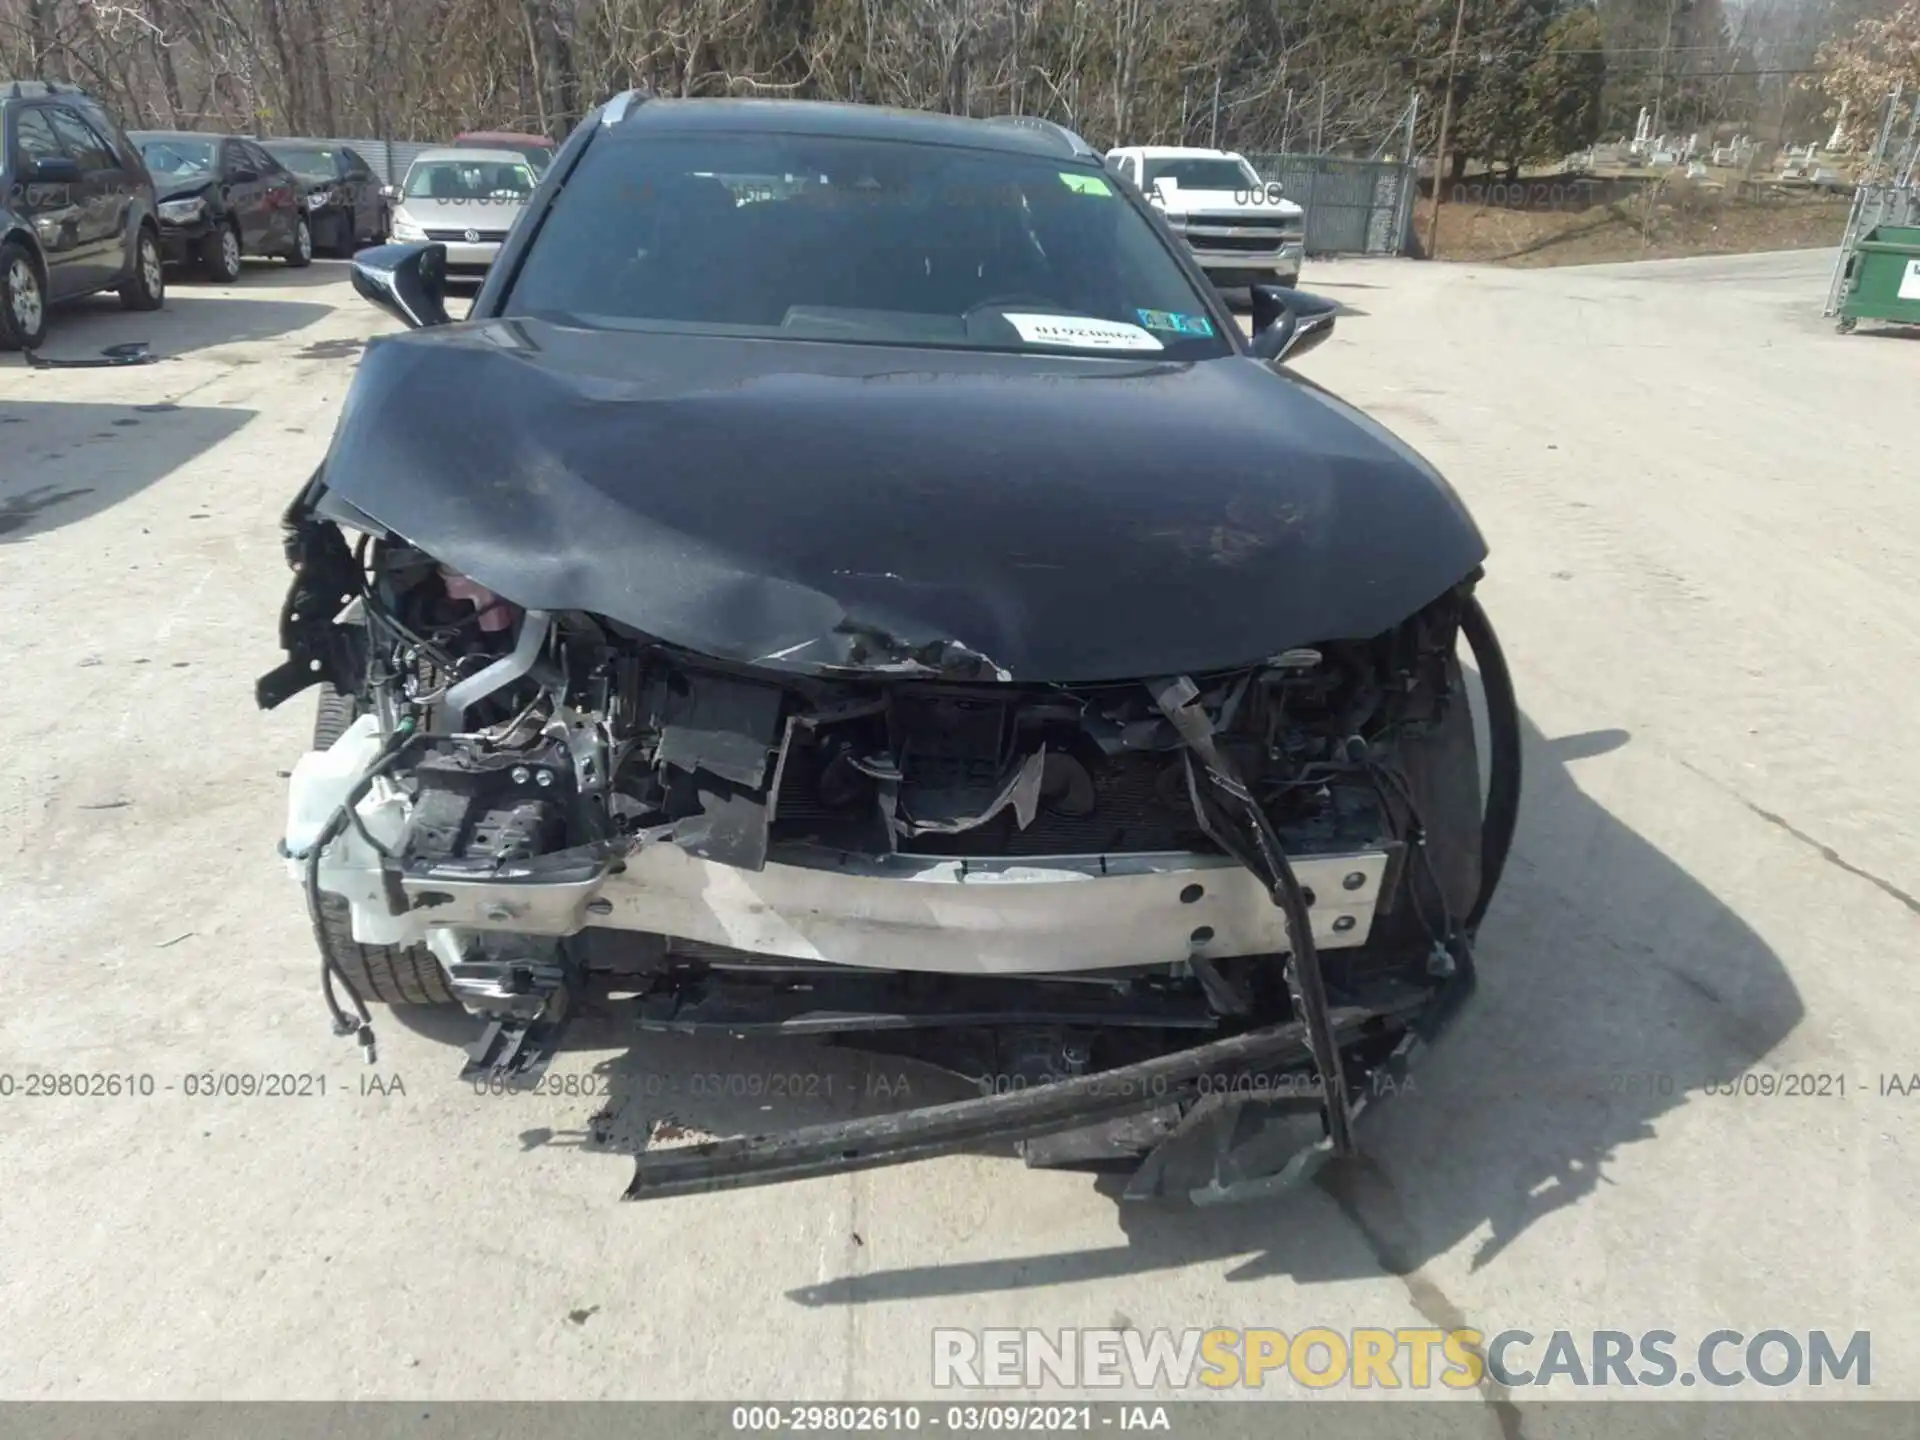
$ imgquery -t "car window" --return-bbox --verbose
[341,148,373,178]
[1140,157,1253,190]
[74,102,138,167]
[403,159,538,200]
[13,108,65,168]
[266,144,339,175]
[503,133,1231,360]
[242,141,281,174]
[46,107,117,172]
[136,136,218,175]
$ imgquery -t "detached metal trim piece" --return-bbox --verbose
[625,1008,1379,1200]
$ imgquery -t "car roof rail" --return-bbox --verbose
[982,114,1097,160]
[600,88,653,127]
[5,78,93,100]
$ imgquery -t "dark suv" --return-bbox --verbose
[0,80,164,350]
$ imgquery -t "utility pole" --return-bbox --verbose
[1210,72,1222,148]
[1424,0,1468,259]
[1651,0,1678,143]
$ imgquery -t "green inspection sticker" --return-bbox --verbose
[1059,172,1113,196]
[1136,308,1216,337]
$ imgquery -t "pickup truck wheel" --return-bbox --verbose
[309,685,457,1006]
[0,241,49,351]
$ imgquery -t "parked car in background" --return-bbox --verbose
[451,130,554,172]
[387,147,537,276]
[0,79,164,350]
[1104,145,1305,291]
[261,138,389,256]
[131,131,312,279]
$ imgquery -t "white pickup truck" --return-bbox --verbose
[1103,146,1305,290]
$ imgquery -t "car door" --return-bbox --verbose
[219,139,269,251]
[263,142,303,249]
[248,142,301,248]
[8,105,93,298]
[340,147,379,241]
[42,104,125,290]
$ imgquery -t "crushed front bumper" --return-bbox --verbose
[379,842,1396,975]
[624,945,1473,1204]
[156,221,214,266]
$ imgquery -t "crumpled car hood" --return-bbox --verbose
[317,316,1485,682]
[155,169,216,204]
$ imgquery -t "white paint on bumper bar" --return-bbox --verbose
[383,843,1391,976]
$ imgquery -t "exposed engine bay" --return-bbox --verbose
[266,502,1517,1201]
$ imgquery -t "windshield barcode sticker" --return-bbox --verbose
[1002,314,1164,352]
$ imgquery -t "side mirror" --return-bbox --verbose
[1248,285,1338,364]
[229,168,259,183]
[23,155,82,184]
[351,242,451,328]
[379,183,399,201]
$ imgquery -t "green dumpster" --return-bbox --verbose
[1836,223,1920,333]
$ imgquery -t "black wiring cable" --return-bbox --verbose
[1459,595,1521,934]
[299,718,422,1063]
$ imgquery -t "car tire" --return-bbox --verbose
[0,239,49,351]
[308,684,457,1007]
[118,226,165,311]
[202,223,243,283]
[284,214,313,268]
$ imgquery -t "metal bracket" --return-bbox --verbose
[449,942,579,1083]
[1148,675,1359,1157]
[256,519,364,711]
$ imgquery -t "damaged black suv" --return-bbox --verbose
[261,94,1521,1202]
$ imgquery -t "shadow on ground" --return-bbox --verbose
[164,256,362,291]
[4,287,335,364]
[433,701,1803,1298]
[0,400,255,541]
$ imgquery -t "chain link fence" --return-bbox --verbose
[1243,153,1417,257]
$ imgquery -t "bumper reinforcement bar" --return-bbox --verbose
[622,988,1456,1201]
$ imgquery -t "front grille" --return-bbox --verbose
[1186,232,1287,254]
[770,736,1208,858]
[424,227,508,242]
[1186,213,1295,233]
